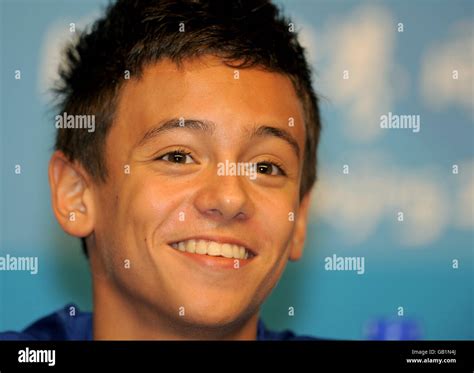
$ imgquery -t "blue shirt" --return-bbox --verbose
[0,304,315,340]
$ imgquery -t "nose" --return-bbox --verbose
[193,170,255,222]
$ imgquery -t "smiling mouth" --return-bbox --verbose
[169,239,255,260]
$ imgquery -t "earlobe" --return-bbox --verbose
[289,191,313,262]
[48,151,95,238]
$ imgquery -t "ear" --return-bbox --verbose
[48,151,95,239]
[289,190,313,262]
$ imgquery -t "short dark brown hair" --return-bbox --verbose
[54,0,322,256]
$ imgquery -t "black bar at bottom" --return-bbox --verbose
[0,341,472,371]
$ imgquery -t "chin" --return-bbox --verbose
[175,312,251,335]
[172,297,255,329]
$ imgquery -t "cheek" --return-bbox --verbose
[122,179,180,232]
[258,195,298,257]
[251,196,297,301]
[93,176,170,247]
[119,174,203,247]
[93,176,188,277]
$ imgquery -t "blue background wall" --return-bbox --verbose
[1,0,472,340]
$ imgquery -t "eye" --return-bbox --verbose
[157,150,194,164]
[256,161,286,176]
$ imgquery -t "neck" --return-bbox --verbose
[92,277,259,340]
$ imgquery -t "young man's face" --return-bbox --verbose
[55,56,312,332]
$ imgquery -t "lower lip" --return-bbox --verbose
[168,245,253,269]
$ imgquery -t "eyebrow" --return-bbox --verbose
[138,118,216,147]
[138,117,300,159]
[249,125,300,159]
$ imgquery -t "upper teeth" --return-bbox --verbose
[171,239,249,259]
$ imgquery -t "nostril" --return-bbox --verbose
[205,208,223,217]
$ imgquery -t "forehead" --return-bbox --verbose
[112,56,305,144]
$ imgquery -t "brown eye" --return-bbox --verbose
[256,162,285,176]
[158,151,194,164]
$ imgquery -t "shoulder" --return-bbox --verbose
[0,303,92,341]
[257,319,320,341]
